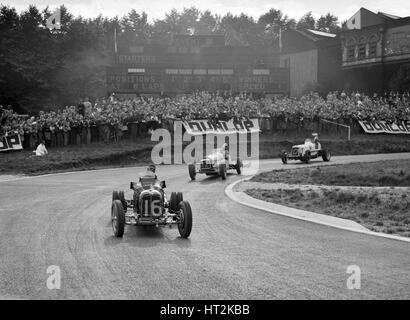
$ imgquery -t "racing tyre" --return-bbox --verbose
[177,192,183,205]
[236,158,243,175]
[219,164,227,180]
[169,192,179,212]
[178,201,192,239]
[111,200,125,237]
[322,149,331,162]
[188,164,196,180]
[302,151,311,164]
[112,190,126,211]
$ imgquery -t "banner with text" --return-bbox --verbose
[182,118,260,135]
[359,120,410,134]
[0,133,23,152]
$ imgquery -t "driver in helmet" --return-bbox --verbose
[312,133,319,149]
[221,143,229,160]
[133,164,161,213]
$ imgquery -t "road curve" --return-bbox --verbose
[0,153,410,300]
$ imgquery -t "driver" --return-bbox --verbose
[221,143,229,160]
[133,164,161,213]
[312,133,319,149]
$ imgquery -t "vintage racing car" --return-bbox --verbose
[111,177,192,238]
[188,144,243,180]
[281,134,331,164]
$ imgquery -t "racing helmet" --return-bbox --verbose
[147,164,156,173]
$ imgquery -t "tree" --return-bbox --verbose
[316,13,340,33]
[297,12,316,30]
[258,8,296,45]
[258,8,296,29]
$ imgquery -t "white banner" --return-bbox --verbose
[182,118,260,135]
[359,120,410,134]
[0,133,23,152]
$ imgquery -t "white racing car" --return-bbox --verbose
[281,134,331,164]
[188,143,243,180]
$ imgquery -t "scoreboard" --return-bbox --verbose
[107,35,290,95]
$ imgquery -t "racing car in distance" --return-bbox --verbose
[281,134,331,164]
[111,177,192,238]
[188,144,243,180]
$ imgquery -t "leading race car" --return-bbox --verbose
[188,143,243,180]
[281,133,331,164]
[111,175,192,238]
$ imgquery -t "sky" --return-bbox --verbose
[3,0,410,23]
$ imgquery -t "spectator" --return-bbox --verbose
[34,140,48,156]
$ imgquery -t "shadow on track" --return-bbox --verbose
[103,226,192,249]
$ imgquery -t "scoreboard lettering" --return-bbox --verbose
[107,72,288,93]
[117,55,156,64]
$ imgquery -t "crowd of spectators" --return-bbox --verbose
[1,91,410,149]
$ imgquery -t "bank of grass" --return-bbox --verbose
[2,133,410,176]
[251,158,410,186]
[248,158,410,237]
[0,139,155,175]
[246,187,410,237]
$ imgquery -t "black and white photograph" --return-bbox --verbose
[0,0,410,307]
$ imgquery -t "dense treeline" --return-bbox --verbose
[0,5,341,114]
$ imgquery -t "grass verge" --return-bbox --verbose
[251,159,410,186]
[246,187,410,237]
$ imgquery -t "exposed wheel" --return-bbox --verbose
[188,164,196,180]
[322,149,331,162]
[177,192,183,205]
[112,190,126,211]
[178,201,192,239]
[111,200,125,237]
[302,151,311,164]
[236,158,243,175]
[219,164,227,180]
[169,192,180,212]
[281,154,288,164]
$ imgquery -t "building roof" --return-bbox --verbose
[306,29,337,38]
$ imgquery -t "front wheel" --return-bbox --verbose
[236,158,243,175]
[178,201,192,238]
[219,164,227,180]
[188,164,196,180]
[322,149,331,162]
[111,200,125,237]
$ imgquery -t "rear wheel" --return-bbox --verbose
[112,190,126,211]
[188,164,196,180]
[219,164,227,180]
[302,151,311,164]
[236,158,243,175]
[169,192,183,212]
[322,149,331,162]
[178,201,192,239]
[111,200,125,237]
[177,192,183,205]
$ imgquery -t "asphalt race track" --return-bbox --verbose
[1,153,410,300]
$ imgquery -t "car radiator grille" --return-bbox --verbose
[140,194,162,217]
